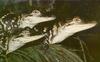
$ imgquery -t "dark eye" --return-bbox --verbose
[34,10,38,13]
[30,10,41,16]
[32,10,41,14]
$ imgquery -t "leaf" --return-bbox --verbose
[6,44,83,62]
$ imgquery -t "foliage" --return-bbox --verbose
[6,45,83,62]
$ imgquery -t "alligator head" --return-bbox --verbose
[0,10,55,54]
[47,17,97,44]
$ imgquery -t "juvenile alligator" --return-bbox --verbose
[0,10,97,54]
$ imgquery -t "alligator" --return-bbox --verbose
[0,10,97,54]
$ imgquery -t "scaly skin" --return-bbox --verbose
[0,10,97,54]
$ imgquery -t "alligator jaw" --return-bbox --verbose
[7,34,45,54]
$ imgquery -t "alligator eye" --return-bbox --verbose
[34,27,38,32]
[72,17,82,24]
[33,10,39,13]
[31,10,41,16]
